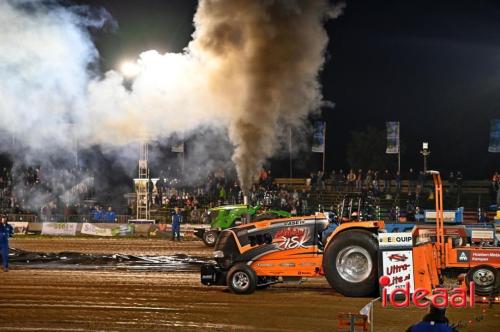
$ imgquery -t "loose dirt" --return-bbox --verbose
[0,237,498,331]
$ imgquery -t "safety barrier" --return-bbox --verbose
[13,214,134,223]
[7,214,38,223]
[11,221,208,238]
[8,213,204,224]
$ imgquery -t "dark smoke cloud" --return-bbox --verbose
[189,0,341,191]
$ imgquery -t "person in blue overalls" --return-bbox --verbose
[171,207,183,241]
[406,306,457,332]
[0,216,14,272]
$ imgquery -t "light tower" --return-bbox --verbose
[120,59,159,222]
[134,139,150,220]
[420,142,430,172]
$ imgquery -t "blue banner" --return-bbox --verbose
[488,119,500,153]
[386,122,400,154]
[312,121,326,153]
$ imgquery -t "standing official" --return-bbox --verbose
[0,216,14,272]
[171,207,183,241]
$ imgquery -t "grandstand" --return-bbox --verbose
[274,177,496,223]
[1,175,496,225]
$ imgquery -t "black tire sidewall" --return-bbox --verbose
[203,231,217,247]
[227,263,257,295]
[323,229,378,297]
[466,265,499,296]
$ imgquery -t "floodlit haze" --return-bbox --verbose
[0,0,339,193]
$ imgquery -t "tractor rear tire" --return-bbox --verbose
[466,265,499,296]
[202,230,218,247]
[227,263,257,295]
[323,229,378,297]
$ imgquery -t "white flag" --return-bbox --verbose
[359,301,372,324]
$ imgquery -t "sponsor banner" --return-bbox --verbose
[424,211,457,222]
[41,222,77,236]
[381,250,414,293]
[81,223,113,237]
[414,226,468,245]
[386,121,400,154]
[111,224,135,237]
[149,223,170,237]
[471,229,495,243]
[457,250,500,264]
[378,232,413,248]
[488,119,500,153]
[311,121,326,153]
[10,222,29,234]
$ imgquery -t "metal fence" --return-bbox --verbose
[7,214,134,224]
[7,212,206,224]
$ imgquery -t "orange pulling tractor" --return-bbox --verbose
[201,171,499,300]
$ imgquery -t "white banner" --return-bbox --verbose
[378,232,413,248]
[10,221,28,234]
[381,250,415,293]
[41,222,77,236]
[81,222,113,237]
[424,211,456,222]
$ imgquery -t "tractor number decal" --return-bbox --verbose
[274,227,310,250]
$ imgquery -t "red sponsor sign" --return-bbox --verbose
[380,277,475,308]
[468,250,500,264]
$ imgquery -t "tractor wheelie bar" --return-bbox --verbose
[201,171,500,299]
[411,171,500,300]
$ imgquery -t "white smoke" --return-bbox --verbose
[0,0,340,205]
[0,0,110,150]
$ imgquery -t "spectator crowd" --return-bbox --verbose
[0,162,498,224]
[309,168,467,198]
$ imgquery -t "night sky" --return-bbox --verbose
[77,0,500,179]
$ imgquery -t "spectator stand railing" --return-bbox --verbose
[7,213,207,224]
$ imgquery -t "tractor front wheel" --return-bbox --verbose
[202,230,218,247]
[227,263,257,295]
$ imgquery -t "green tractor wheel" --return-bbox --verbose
[202,230,218,247]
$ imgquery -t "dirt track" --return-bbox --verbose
[1,237,499,331]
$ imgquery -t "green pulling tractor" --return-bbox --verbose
[194,205,291,246]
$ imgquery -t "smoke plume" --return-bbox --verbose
[188,0,339,191]
[0,0,340,205]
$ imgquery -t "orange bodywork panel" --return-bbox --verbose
[412,243,440,292]
[250,247,324,277]
[443,240,500,268]
[228,215,321,256]
[248,219,383,278]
